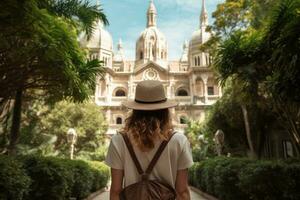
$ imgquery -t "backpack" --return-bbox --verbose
[120,133,177,200]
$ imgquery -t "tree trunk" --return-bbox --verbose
[8,88,23,155]
[274,98,300,156]
[241,104,257,159]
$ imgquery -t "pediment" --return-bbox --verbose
[134,61,167,75]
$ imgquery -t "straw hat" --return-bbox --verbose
[122,80,178,110]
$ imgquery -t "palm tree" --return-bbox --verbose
[0,0,108,154]
[214,31,264,158]
[37,0,109,39]
[263,0,300,153]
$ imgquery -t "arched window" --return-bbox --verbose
[207,86,214,95]
[194,57,197,66]
[140,51,144,59]
[161,52,164,59]
[177,89,189,96]
[197,56,201,66]
[116,117,122,125]
[206,55,210,66]
[180,116,187,124]
[115,89,126,97]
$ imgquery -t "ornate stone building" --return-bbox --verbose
[80,0,222,135]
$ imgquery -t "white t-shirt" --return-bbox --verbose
[104,132,194,188]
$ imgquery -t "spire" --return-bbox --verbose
[200,0,208,28]
[180,41,188,62]
[114,38,125,62]
[183,40,188,50]
[147,0,157,27]
[117,39,123,51]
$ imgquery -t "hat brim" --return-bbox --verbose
[122,100,178,111]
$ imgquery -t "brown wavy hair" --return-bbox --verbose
[121,109,173,152]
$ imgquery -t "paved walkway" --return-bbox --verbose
[91,187,208,200]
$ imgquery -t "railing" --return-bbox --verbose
[96,95,221,107]
[174,96,192,105]
[194,95,221,105]
[96,96,127,106]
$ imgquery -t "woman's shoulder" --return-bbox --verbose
[110,132,125,146]
[111,132,124,140]
[170,132,189,147]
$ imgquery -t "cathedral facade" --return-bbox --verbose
[80,0,222,135]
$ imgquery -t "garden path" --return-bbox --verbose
[91,187,208,200]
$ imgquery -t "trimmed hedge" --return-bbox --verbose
[0,156,31,200]
[0,155,110,200]
[189,157,300,200]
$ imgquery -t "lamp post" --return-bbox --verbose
[67,128,77,160]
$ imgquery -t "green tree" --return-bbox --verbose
[17,100,107,158]
[214,0,300,154]
[0,0,108,154]
[40,101,107,157]
[204,0,280,158]
[185,119,215,161]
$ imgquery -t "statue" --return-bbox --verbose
[214,129,224,156]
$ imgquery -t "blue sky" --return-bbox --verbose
[93,0,224,60]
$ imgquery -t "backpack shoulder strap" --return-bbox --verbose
[122,134,144,175]
[145,132,176,174]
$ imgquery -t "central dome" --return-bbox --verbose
[136,26,168,60]
[135,0,168,66]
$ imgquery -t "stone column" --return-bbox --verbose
[105,75,112,104]
[106,109,111,125]
[201,74,208,104]
[128,75,133,99]
[190,74,197,104]
[132,83,137,99]
[98,81,102,97]
[167,81,172,98]
[95,77,99,102]
[218,84,223,97]
[171,82,175,99]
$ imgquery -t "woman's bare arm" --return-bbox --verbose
[175,169,191,200]
[110,168,124,200]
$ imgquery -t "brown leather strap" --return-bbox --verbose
[145,132,176,174]
[122,134,144,174]
[122,132,176,175]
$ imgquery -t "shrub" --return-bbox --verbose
[88,161,110,192]
[238,161,286,200]
[189,157,300,200]
[21,156,73,200]
[213,158,249,200]
[0,155,31,200]
[17,156,110,200]
[282,163,300,200]
[201,158,218,195]
[67,160,94,199]
[188,163,199,187]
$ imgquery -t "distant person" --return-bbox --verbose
[105,80,193,200]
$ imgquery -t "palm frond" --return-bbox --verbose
[38,0,109,39]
